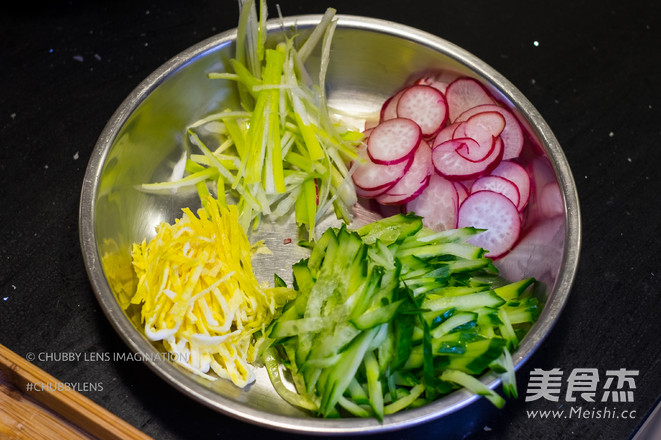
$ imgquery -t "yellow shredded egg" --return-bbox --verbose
[129,196,295,387]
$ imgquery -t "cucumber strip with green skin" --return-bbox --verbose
[397,254,430,274]
[367,240,397,271]
[391,370,420,387]
[403,332,487,370]
[392,310,415,370]
[307,227,334,275]
[409,281,453,297]
[270,316,331,338]
[273,273,287,288]
[349,266,384,321]
[430,312,478,339]
[350,300,403,330]
[444,258,495,274]
[427,285,489,298]
[384,383,425,415]
[367,323,389,352]
[385,365,397,401]
[337,395,372,418]
[503,302,540,325]
[347,377,370,406]
[312,322,361,362]
[263,347,319,411]
[497,308,518,350]
[291,261,313,314]
[364,350,384,421]
[357,213,423,246]
[494,277,537,301]
[346,246,369,297]
[400,264,451,282]
[379,329,396,377]
[305,367,324,398]
[449,338,508,375]
[401,226,483,246]
[490,347,517,399]
[422,291,505,313]
[302,353,342,369]
[428,307,457,327]
[270,300,299,325]
[318,327,379,416]
[396,241,485,260]
[421,316,438,400]
[441,369,505,409]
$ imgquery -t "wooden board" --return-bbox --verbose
[0,344,152,440]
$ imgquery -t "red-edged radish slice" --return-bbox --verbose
[367,118,421,165]
[490,160,531,211]
[415,70,461,94]
[406,174,459,231]
[352,148,413,191]
[376,175,430,206]
[376,141,433,205]
[457,190,521,258]
[445,77,495,122]
[452,111,506,162]
[433,121,461,147]
[455,104,524,160]
[356,184,388,199]
[453,181,469,206]
[471,175,520,209]
[432,136,503,180]
[380,89,405,122]
[396,85,448,138]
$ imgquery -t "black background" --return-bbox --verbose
[1,1,660,439]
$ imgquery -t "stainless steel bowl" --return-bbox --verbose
[79,14,581,436]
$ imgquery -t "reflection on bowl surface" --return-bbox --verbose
[79,14,580,435]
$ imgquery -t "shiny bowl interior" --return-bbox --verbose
[79,14,581,435]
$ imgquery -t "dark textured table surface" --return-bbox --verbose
[2,1,660,439]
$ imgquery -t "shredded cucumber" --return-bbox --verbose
[262,213,541,418]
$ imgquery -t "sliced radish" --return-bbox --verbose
[432,136,503,180]
[471,175,520,209]
[362,70,535,258]
[415,70,461,94]
[406,174,459,231]
[352,148,413,191]
[376,175,430,206]
[396,85,448,138]
[453,181,469,206]
[445,77,495,122]
[452,111,506,162]
[367,118,421,165]
[356,184,389,199]
[490,160,531,211]
[433,121,462,147]
[380,89,405,122]
[376,141,433,205]
[455,104,524,160]
[457,190,521,258]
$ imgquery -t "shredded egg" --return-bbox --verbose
[129,196,295,387]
